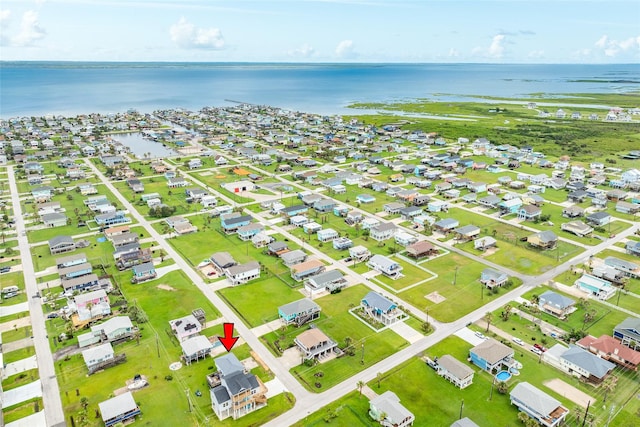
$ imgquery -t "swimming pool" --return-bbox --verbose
[496,370,512,382]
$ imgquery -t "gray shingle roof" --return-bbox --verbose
[562,345,615,379]
[510,382,562,417]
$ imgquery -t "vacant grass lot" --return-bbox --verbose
[290,285,409,391]
[396,251,520,322]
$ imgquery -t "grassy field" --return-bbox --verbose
[289,285,410,391]
[396,251,521,322]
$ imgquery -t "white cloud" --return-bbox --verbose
[593,34,640,57]
[4,10,47,47]
[335,39,356,58]
[288,43,315,58]
[472,34,506,60]
[448,48,459,58]
[170,17,225,50]
[487,34,505,58]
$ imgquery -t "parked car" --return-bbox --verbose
[531,347,542,355]
[474,331,486,340]
[0,266,11,273]
[533,343,547,352]
[512,337,525,346]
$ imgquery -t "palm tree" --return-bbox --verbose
[484,311,493,332]
[517,412,530,424]
[356,380,364,396]
[601,375,617,402]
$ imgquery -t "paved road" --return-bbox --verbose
[6,166,66,427]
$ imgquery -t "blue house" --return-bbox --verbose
[58,262,93,280]
[131,262,157,283]
[626,241,640,257]
[361,291,404,326]
[221,215,252,232]
[469,338,515,373]
[333,205,349,217]
[356,194,376,204]
[237,223,264,241]
[281,204,309,217]
[95,211,129,227]
[278,298,321,326]
[498,198,522,214]
[460,159,474,168]
[313,198,336,213]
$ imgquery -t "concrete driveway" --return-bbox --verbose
[2,355,38,379]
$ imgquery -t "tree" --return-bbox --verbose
[601,375,617,403]
[501,304,513,321]
[157,249,167,263]
[529,294,540,305]
[421,321,433,334]
[583,309,597,330]
[496,381,509,394]
[484,311,493,332]
[517,412,530,424]
[356,380,364,396]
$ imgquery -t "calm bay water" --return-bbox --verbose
[1,62,639,118]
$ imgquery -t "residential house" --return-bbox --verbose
[210,252,237,274]
[613,317,640,350]
[518,205,542,221]
[110,232,139,248]
[538,291,575,319]
[209,353,268,420]
[368,391,415,427]
[237,223,264,241]
[73,289,111,322]
[361,291,405,326]
[510,382,569,427]
[181,335,214,365]
[356,194,376,204]
[167,176,188,188]
[498,198,522,214]
[79,316,135,348]
[474,236,497,251]
[616,201,640,214]
[427,199,449,212]
[436,355,474,389]
[56,253,87,269]
[574,274,616,300]
[453,225,480,241]
[384,202,405,215]
[480,268,509,289]
[333,237,353,250]
[577,335,640,371]
[82,342,115,373]
[399,206,422,221]
[225,261,261,285]
[559,344,615,384]
[305,269,347,296]
[434,218,459,234]
[562,205,584,218]
[469,338,517,373]
[131,262,156,283]
[169,315,202,342]
[317,228,339,242]
[302,222,322,234]
[42,212,68,228]
[96,211,129,227]
[561,221,593,237]
[451,418,481,427]
[586,211,611,227]
[221,215,252,233]
[349,245,372,262]
[278,298,321,326]
[367,254,403,279]
[406,241,438,258]
[291,259,325,282]
[370,223,397,242]
[295,328,338,361]
[49,235,76,255]
[280,249,307,266]
[58,262,93,280]
[626,241,640,257]
[527,230,558,250]
[604,256,640,279]
[478,195,501,208]
[98,391,141,427]
[61,274,100,293]
[251,232,273,248]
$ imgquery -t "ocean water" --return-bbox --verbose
[1,62,639,118]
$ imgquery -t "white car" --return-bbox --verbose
[531,347,542,355]
[512,337,525,346]
[474,331,486,340]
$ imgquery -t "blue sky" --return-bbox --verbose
[1,0,639,63]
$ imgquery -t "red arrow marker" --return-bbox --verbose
[218,322,239,352]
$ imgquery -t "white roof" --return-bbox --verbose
[99,391,138,422]
[180,335,213,357]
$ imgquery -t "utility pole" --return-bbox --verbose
[581,400,591,427]
[459,399,464,420]
[360,343,365,365]
[453,266,458,285]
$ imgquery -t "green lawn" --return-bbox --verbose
[289,285,410,391]
[2,398,43,424]
[1,325,32,343]
[218,276,306,327]
[1,369,39,391]
[2,346,35,365]
[396,251,521,322]
[291,391,376,427]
